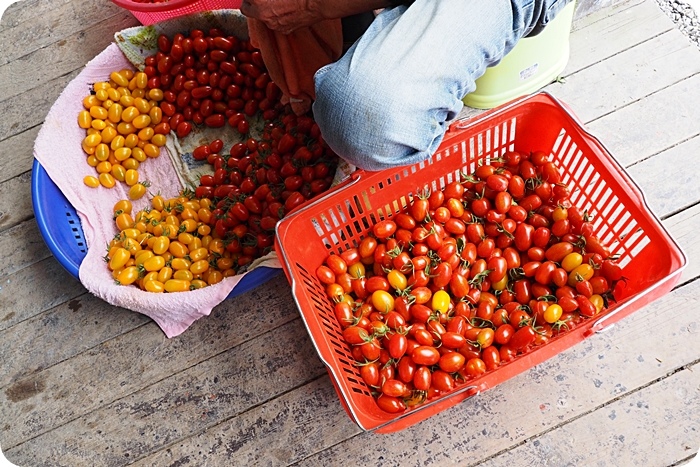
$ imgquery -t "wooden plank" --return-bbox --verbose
[0,70,79,141]
[567,0,674,73]
[0,0,135,66]
[0,274,298,449]
[548,29,700,122]
[477,362,700,467]
[663,202,700,284]
[0,258,86,331]
[0,0,71,34]
[132,377,361,467]
[582,73,700,167]
[0,11,138,102]
[257,278,700,466]
[3,316,327,464]
[0,292,150,390]
[573,0,635,22]
[626,135,700,219]
[0,220,52,276]
[0,126,39,184]
[0,171,33,233]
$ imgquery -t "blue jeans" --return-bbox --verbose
[313,0,572,171]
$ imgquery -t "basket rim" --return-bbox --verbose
[110,0,200,13]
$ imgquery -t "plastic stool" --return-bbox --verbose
[463,1,576,109]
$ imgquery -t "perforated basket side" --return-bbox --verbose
[31,160,87,278]
[121,0,243,25]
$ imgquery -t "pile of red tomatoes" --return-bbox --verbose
[316,150,623,413]
[142,29,338,272]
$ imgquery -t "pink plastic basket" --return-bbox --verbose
[111,0,242,26]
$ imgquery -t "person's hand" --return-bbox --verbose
[240,0,325,34]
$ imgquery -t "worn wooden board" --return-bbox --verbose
[626,135,700,219]
[0,171,33,232]
[0,70,80,140]
[568,0,674,72]
[663,202,700,284]
[583,72,700,168]
[0,11,138,102]
[0,220,52,276]
[2,0,700,466]
[478,362,700,467]
[0,126,38,184]
[0,258,86,331]
[0,0,134,66]
[550,29,700,122]
[4,317,327,465]
[0,274,297,448]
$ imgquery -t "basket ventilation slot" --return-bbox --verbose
[66,211,87,253]
[296,261,367,391]
[551,128,650,268]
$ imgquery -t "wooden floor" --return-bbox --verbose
[2,0,700,465]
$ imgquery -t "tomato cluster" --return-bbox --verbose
[134,30,339,276]
[79,69,167,192]
[107,194,237,292]
[316,151,623,413]
[144,30,283,139]
[189,111,338,269]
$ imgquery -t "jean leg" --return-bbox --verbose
[313,0,546,171]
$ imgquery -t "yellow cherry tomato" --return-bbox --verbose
[371,290,395,313]
[108,248,131,271]
[188,247,209,262]
[561,252,583,272]
[589,294,605,312]
[110,70,130,87]
[191,279,208,289]
[157,266,173,283]
[431,290,451,314]
[124,169,139,186]
[112,199,133,215]
[544,304,564,324]
[173,269,194,281]
[143,255,166,272]
[116,266,140,286]
[98,173,116,188]
[387,269,408,291]
[83,175,100,188]
[115,212,135,231]
[144,280,165,293]
[190,259,210,275]
[129,182,150,200]
[164,279,191,293]
[568,263,595,286]
[152,236,170,255]
[170,257,191,271]
[78,110,92,129]
[207,270,224,285]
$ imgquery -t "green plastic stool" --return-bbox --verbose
[463,1,576,109]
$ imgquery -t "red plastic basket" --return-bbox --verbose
[111,0,242,26]
[274,92,687,433]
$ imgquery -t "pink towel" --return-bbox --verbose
[34,42,279,338]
